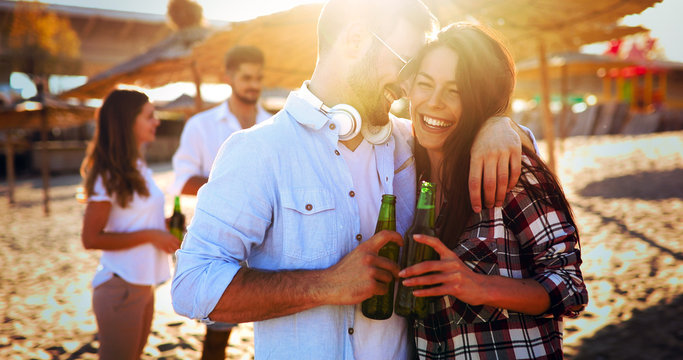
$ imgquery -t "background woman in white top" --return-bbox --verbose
[80,89,180,360]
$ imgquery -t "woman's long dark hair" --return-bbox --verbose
[411,23,577,248]
[80,89,150,208]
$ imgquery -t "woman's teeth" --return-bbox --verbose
[423,115,452,128]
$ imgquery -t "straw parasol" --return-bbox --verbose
[60,25,213,104]
[189,3,320,91]
[0,98,95,131]
[1,98,95,206]
[61,4,321,105]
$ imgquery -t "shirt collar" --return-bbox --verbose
[216,100,230,122]
[283,81,333,131]
[217,99,269,124]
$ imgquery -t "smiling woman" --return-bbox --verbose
[409,45,463,153]
[400,22,588,360]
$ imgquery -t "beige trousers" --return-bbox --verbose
[92,275,155,360]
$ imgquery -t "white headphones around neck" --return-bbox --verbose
[326,103,392,145]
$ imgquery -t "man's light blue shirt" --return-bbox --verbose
[172,89,417,360]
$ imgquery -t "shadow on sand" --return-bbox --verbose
[576,169,683,261]
[578,169,683,200]
[574,202,683,261]
[571,294,683,360]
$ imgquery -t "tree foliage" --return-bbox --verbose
[8,1,81,76]
[167,0,204,30]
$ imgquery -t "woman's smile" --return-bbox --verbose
[421,114,454,131]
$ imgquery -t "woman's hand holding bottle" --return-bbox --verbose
[149,230,181,254]
[399,234,488,306]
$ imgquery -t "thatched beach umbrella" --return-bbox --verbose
[61,3,322,110]
[60,25,212,105]
[188,3,321,91]
[1,98,95,206]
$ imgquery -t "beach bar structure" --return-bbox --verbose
[514,51,683,137]
[1,99,95,211]
[598,60,683,110]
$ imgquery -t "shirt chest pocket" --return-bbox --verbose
[281,189,339,262]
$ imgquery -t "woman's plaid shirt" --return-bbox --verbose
[415,157,589,359]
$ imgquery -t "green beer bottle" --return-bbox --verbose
[169,196,185,243]
[361,194,398,320]
[395,181,438,319]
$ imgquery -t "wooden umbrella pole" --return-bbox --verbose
[560,63,569,151]
[38,80,50,215]
[191,59,204,115]
[4,131,15,205]
[538,36,556,173]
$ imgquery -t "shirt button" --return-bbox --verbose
[349,191,355,197]
[305,204,313,211]
[329,123,336,130]
[348,327,354,335]
[356,234,362,241]
[334,150,340,156]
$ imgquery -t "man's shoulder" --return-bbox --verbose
[186,103,227,125]
[226,109,294,145]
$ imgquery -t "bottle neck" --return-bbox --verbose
[414,183,435,228]
[376,196,396,232]
[173,196,181,213]
[378,203,396,221]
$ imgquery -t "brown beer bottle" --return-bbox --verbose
[361,194,398,320]
[169,196,185,243]
[395,181,438,319]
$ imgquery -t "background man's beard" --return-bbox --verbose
[233,90,259,105]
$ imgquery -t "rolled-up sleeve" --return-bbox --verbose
[518,124,540,155]
[171,132,273,321]
[170,119,204,195]
[508,171,588,318]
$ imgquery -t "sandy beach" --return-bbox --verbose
[1,131,681,359]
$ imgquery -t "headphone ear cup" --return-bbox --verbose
[361,120,392,145]
[330,104,362,141]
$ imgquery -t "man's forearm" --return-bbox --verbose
[181,176,208,196]
[208,267,332,323]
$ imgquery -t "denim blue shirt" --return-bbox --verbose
[172,89,417,360]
